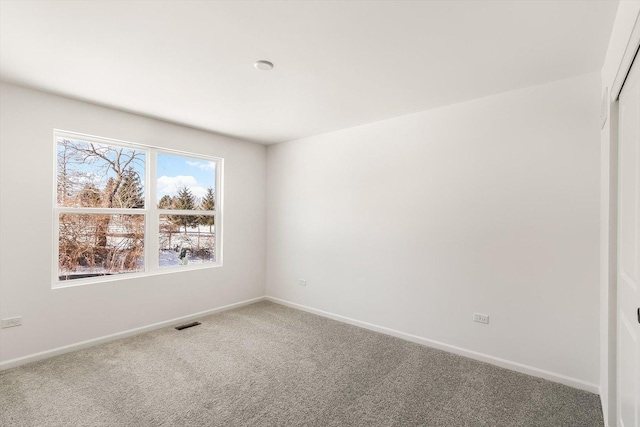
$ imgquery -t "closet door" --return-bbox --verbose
[617,53,640,427]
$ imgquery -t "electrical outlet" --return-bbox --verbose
[298,279,307,286]
[1,317,22,328]
[473,313,489,324]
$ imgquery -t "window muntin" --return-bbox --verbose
[53,131,222,287]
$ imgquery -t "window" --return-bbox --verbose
[54,130,222,286]
[156,153,217,268]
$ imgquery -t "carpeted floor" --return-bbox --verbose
[0,300,603,426]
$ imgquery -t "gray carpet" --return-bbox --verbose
[0,301,603,426]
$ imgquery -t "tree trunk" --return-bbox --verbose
[95,216,110,259]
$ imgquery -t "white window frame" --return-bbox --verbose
[52,129,224,288]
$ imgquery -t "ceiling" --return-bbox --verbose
[0,0,619,145]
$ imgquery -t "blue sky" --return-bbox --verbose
[157,153,216,201]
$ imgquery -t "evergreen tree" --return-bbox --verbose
[103,177,118,208]
[78,183,101,207]
[199,187,215,232]
[171,186,198,234]
[158,195,174,209]
[174,186,195,210]
[115,167,144,208]
[158,195,177,249]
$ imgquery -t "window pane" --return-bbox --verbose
[57,138,146,208]
[157,153,216,210]
[59,214,145,280]
[159,214,215,267]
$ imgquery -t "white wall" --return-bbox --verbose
[599,1,640,424]
[266,72,601,389]
[0,82,266,364]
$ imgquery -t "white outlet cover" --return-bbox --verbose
[473,313,489,324]
[298,280,307,286]
[1,317,22,328]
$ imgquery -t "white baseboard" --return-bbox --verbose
[265,296,600,395]
[0,296,266,371]
[1,294,601,396]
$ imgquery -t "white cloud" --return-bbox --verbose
[189,186,207,199]
[73,172,102,186]
[157,175,207,199]
[185,160,216,171]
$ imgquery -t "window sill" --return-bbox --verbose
[52,262,223,290]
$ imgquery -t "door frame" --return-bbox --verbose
[606,10,640,427]
[614,46,640,427]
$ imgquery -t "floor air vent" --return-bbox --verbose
[175,321,201,331]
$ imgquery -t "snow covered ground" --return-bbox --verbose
[159,248,214,267]
[59,231,215,280]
